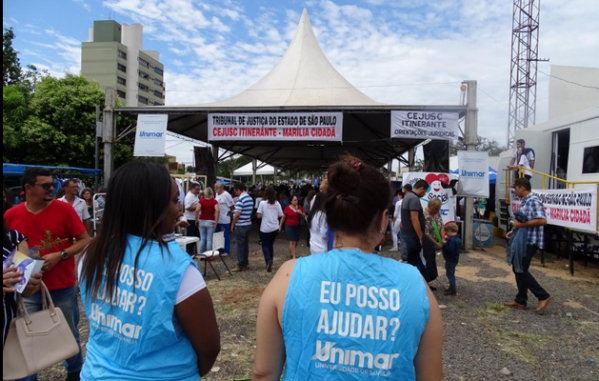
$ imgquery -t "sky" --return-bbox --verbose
[3,0,599,169]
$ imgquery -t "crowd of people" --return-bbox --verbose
[3,155,553,380]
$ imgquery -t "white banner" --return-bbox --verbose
[391,111,459,140]
[457,151,489,197]
[133,114,168,157]
[510,186,598,233]
[208,112,343,141]
[402,172,457,225]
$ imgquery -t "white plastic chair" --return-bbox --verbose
[199,231,232,280]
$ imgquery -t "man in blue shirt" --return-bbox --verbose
[231,183,253,272]
[504,178,552,313]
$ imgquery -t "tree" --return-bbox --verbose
[450,136,507,156]
[217,156,251,179]
[3,85,30,161]
[3,28,22,86]
[186,165,195,173]
[7,75,134,167]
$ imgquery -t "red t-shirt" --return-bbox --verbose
[198,198,218,221]
[283,205,304,226]
[4,200,86,290]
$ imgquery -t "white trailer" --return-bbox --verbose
[494,107,599,265]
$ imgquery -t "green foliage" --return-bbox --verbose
[451,136,507,156]
[3,28,21,86]
[11,75,103,166]
[186,165,195,173]
[3,85,30,161]
[3,74,134,167]
[217,156,252,178]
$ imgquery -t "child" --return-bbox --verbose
[443,223,462,296]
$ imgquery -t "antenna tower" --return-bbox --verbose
[507,0,547,148]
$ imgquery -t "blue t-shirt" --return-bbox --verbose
[80,235,201,381]
[282,249,429,380]
[234,192,254,227]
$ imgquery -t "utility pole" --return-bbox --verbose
[463,80,478,251]
[103,89,115,183]
[95,105,101,190]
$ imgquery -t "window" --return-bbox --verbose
[153,101,164,106]
[117,76,126,86]
[138,70,149,80]
[138,83,149,92]
[582,146,599,174]
[117,90,126,99]
[153,78,163,86]
[154,67,163,76]
[138,95,149,104]
[117,50,127,59]
[117,63,126,72]
[138,57,149,68]
[153,90,163,98]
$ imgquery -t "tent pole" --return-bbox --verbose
[252,159,257,185]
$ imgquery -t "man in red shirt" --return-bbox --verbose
[5,167,91,381]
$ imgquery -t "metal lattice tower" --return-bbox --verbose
[507,0,545,148]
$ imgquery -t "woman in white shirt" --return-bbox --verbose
[308,193,328,255]
[256,186,283,272]
[390,192,403,252]
[509,146,533,180]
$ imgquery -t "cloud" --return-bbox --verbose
[7,0,598,159]
[72,0,91,12]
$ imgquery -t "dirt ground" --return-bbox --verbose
[40,229,599,381]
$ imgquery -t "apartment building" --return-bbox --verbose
[81,20,165,106]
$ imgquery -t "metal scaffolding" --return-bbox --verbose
[507,0,546,148]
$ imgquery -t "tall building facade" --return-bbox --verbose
[81,20,165,106]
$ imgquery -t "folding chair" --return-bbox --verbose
[199,231,232,280]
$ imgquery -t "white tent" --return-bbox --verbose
[118,9,467,171]
[196,9,382,107]
[233,161,277,176]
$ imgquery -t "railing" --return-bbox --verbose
[503,167,599,204]
[502,167,599,274]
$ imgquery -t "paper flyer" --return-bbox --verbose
[3,249,44,293]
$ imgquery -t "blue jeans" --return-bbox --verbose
[514,244,551,306]
[199,219,216,253]
[216,223,231,254]
[21,286,83,380]
[445,261,458,292]
[260,230,278,264]
[235,225,252,267]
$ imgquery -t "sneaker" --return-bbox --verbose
[266,261,273,272]
[221,252,229,257]
[231,266,248,273]
[388,247,399,252]
[444,288,457,296]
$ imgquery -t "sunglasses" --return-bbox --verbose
[34,183,54,191]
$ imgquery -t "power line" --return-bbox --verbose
[538,69,599,90]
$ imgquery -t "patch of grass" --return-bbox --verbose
[485,302,507,313]
[497,329,556,345]
[453,300,468,309]
[476,302,507,319]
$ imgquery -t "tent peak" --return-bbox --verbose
[199,8,382,107]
